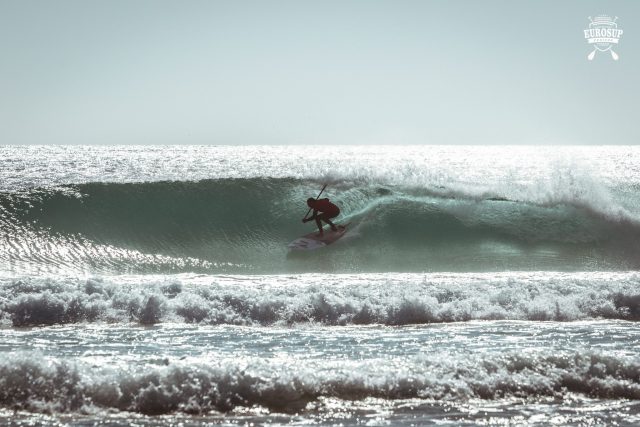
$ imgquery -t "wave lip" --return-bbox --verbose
[1,351,639,415]
[2,272,640,327]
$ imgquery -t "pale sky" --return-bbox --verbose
[0,0,638,144]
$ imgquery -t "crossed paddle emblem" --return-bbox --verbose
[585,16,623,61]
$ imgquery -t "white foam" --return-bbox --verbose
[1,272,638,327]
[0,349,638,415]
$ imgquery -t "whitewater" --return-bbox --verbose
[1,145,640,426]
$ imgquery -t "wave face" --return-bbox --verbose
[1,177,640,274]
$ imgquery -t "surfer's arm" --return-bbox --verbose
[302,210,318,223]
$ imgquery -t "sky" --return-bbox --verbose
[0,0,638,145]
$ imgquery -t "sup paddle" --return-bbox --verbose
[302,183,327,222]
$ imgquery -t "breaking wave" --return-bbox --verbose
[1,178,640,274]
[1,350,639,415]
[2,272,640,327]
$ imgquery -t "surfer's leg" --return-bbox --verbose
[325,219,338,231]
[320,213,338,231]
[314,216,324,235]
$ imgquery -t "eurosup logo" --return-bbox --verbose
[584,15,623,61]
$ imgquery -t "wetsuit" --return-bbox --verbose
[312,198,340,218]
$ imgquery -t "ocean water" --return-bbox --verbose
[1,145,639,426]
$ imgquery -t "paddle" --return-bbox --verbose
[611,49,619,60]
[302,183,327,222]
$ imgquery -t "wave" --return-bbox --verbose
[1,178,640,273]
[1,350,639,415]
[2,272,639,327]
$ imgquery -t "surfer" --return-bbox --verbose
[303,198,340,236]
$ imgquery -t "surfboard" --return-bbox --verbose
[288,223,351,251]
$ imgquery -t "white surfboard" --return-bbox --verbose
[288,223,351,251]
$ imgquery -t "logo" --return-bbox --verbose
[584,15,623,60]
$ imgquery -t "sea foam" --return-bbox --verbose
[1,272,639,327]
[1,350,639,415]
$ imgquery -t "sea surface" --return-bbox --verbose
[1,145,639,426]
